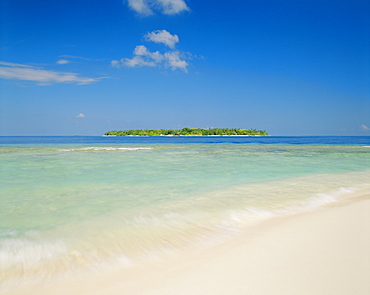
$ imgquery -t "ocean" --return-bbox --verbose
[1,136,369,291]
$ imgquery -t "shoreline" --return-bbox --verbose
[4,197,369,295]
[121,198,370,295]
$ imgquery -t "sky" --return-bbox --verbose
[0,0,369,136]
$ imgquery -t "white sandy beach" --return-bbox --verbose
[4,198,370,295]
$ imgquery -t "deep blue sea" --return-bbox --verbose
[1,135,370,146]
[1,136,369,290]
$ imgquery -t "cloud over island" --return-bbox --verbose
[111,30,190,72]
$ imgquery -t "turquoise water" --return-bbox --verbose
[1,136,370,288]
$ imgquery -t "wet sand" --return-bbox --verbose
[3,198,370,295]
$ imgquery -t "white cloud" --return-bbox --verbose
[59,55,103,62]
[164,51,188,71]
[0,61,101,85]
[134,45,164,63]
[111,60,120,68]
[360,124,369,130]
[111,30,190,72]
[57,59,70,65]
[127,0,153,15]
[134,45,150,56]
[127,0,189,15]
[76,113,85,118]
[111,46,189,72]
[156,0,189,15]
[144,30,179,49]
[0,61,35,68]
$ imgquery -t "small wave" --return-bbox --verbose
[0,238,68,268]
[226,207,276,225]
[0,229,19,238]
[294,187,357,210]
[59,147,152,152]
[222,186,360,229]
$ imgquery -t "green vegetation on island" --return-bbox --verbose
[104,128,269,136]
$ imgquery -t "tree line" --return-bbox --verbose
[104,128,269,136]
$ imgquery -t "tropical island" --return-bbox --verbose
[104,128,269,136]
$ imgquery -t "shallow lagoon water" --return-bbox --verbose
[1,136,369,288]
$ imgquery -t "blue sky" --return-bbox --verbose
[1,0,369,135]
